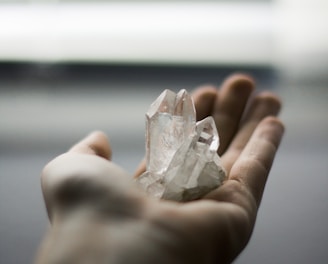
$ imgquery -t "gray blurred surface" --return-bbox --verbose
[0,65,328,263]
[235,85,328,263]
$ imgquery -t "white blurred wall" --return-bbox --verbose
[0,2,273,65]
[274,0,328,82]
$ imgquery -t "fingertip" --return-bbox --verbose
[192,85,218,120]
[88,130,109,141]
[256,116,285,149]
[257,91,281,102]
[134,158,146,178]
[262,116,285,134]
[227,72,255,83]
[69,130,112,160]
[222,73,255,93]
[255,91,282,115]
[192,85,218,96]
[85,130,112,159]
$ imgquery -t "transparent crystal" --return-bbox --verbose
[136,89,226,202]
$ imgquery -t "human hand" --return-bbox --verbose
[36,74,284,264]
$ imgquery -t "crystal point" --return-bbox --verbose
[136,89,226,202]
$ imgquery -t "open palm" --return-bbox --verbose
[36,74,284,264]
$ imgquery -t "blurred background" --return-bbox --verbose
[0,0,327,263]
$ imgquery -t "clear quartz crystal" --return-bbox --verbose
[136,89,226,202]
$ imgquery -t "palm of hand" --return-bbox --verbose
[36,74,284,264]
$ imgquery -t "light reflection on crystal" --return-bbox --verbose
[136,89,226,202]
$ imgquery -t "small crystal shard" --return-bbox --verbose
[136,89,226,202]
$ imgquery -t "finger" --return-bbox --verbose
[212,74,255,155]
[192,85,218,121]
[205,117,284,212]
[229,117,284,207]
[222,92,281,172]
[69,131,112,160]
[134,158,146,178]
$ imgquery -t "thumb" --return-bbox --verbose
[69,131,112,160]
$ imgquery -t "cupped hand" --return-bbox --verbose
[36,74,284,264]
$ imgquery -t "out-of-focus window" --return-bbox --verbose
[0,1,274,66]
[0,0,272,2]
[1,0,327,81]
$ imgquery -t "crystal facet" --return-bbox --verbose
[136,89,226,202]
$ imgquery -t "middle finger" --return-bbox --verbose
[212,74,255,155]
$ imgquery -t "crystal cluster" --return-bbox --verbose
[136,89,226,202]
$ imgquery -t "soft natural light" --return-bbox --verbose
[0,2,273,65]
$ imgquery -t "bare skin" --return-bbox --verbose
[36,74,284,264]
